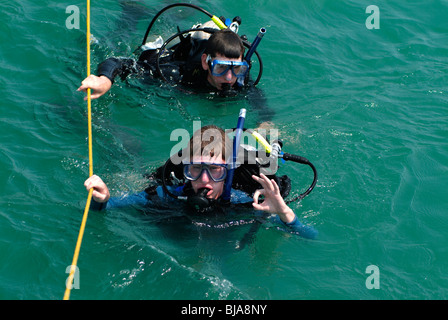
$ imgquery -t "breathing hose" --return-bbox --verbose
[280,152,318,204]
[242,129,318,204]
[141,3,225,46]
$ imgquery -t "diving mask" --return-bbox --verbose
[183,163,228,182]
[206,55,249,78]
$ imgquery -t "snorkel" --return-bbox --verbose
[221,108,246,203]
[244,28,266,64]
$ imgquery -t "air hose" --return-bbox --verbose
[141,3,225,46]
[280,152,318,204]
[242,129,318,204]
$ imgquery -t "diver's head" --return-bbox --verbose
[184,125,231,201]
[201,29,247,91]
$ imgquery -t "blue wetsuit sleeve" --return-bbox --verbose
[270,214,318,240]
[89,185,182,211]
[89,191,151,211]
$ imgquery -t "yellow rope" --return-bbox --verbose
[64,0,93,300]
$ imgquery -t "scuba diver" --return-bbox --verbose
[77,3,274,123]
[84,120,319,240]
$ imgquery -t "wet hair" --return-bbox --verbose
[204,29,245,59]
[189,125,231,162]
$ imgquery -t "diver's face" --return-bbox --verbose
[190,156,225,200]
[202,53,243,90]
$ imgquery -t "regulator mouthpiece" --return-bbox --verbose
[187,188,213,213]
[219,83,238,97]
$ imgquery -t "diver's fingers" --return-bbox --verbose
[88,92,102,100]
[271,178,280,195]
[84,174,99,190]
[91,189,108,202]
[252,189,264,204]
[252,202,264,211]
[84,175,110,202]
[252,174,269,188]
[84,175,97,189]
[77,75,111,100]
[252,189,267,211]
[258,173,275,192]
[77,75,95,91]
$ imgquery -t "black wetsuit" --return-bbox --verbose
[96,39,274,123]
[97,47,209,90]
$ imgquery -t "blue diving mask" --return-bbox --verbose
[206,55,249,78]
[183,162,228,182]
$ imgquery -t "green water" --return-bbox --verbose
[1,0,447,300]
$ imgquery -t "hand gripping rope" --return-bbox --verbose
[63,0,94,300]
